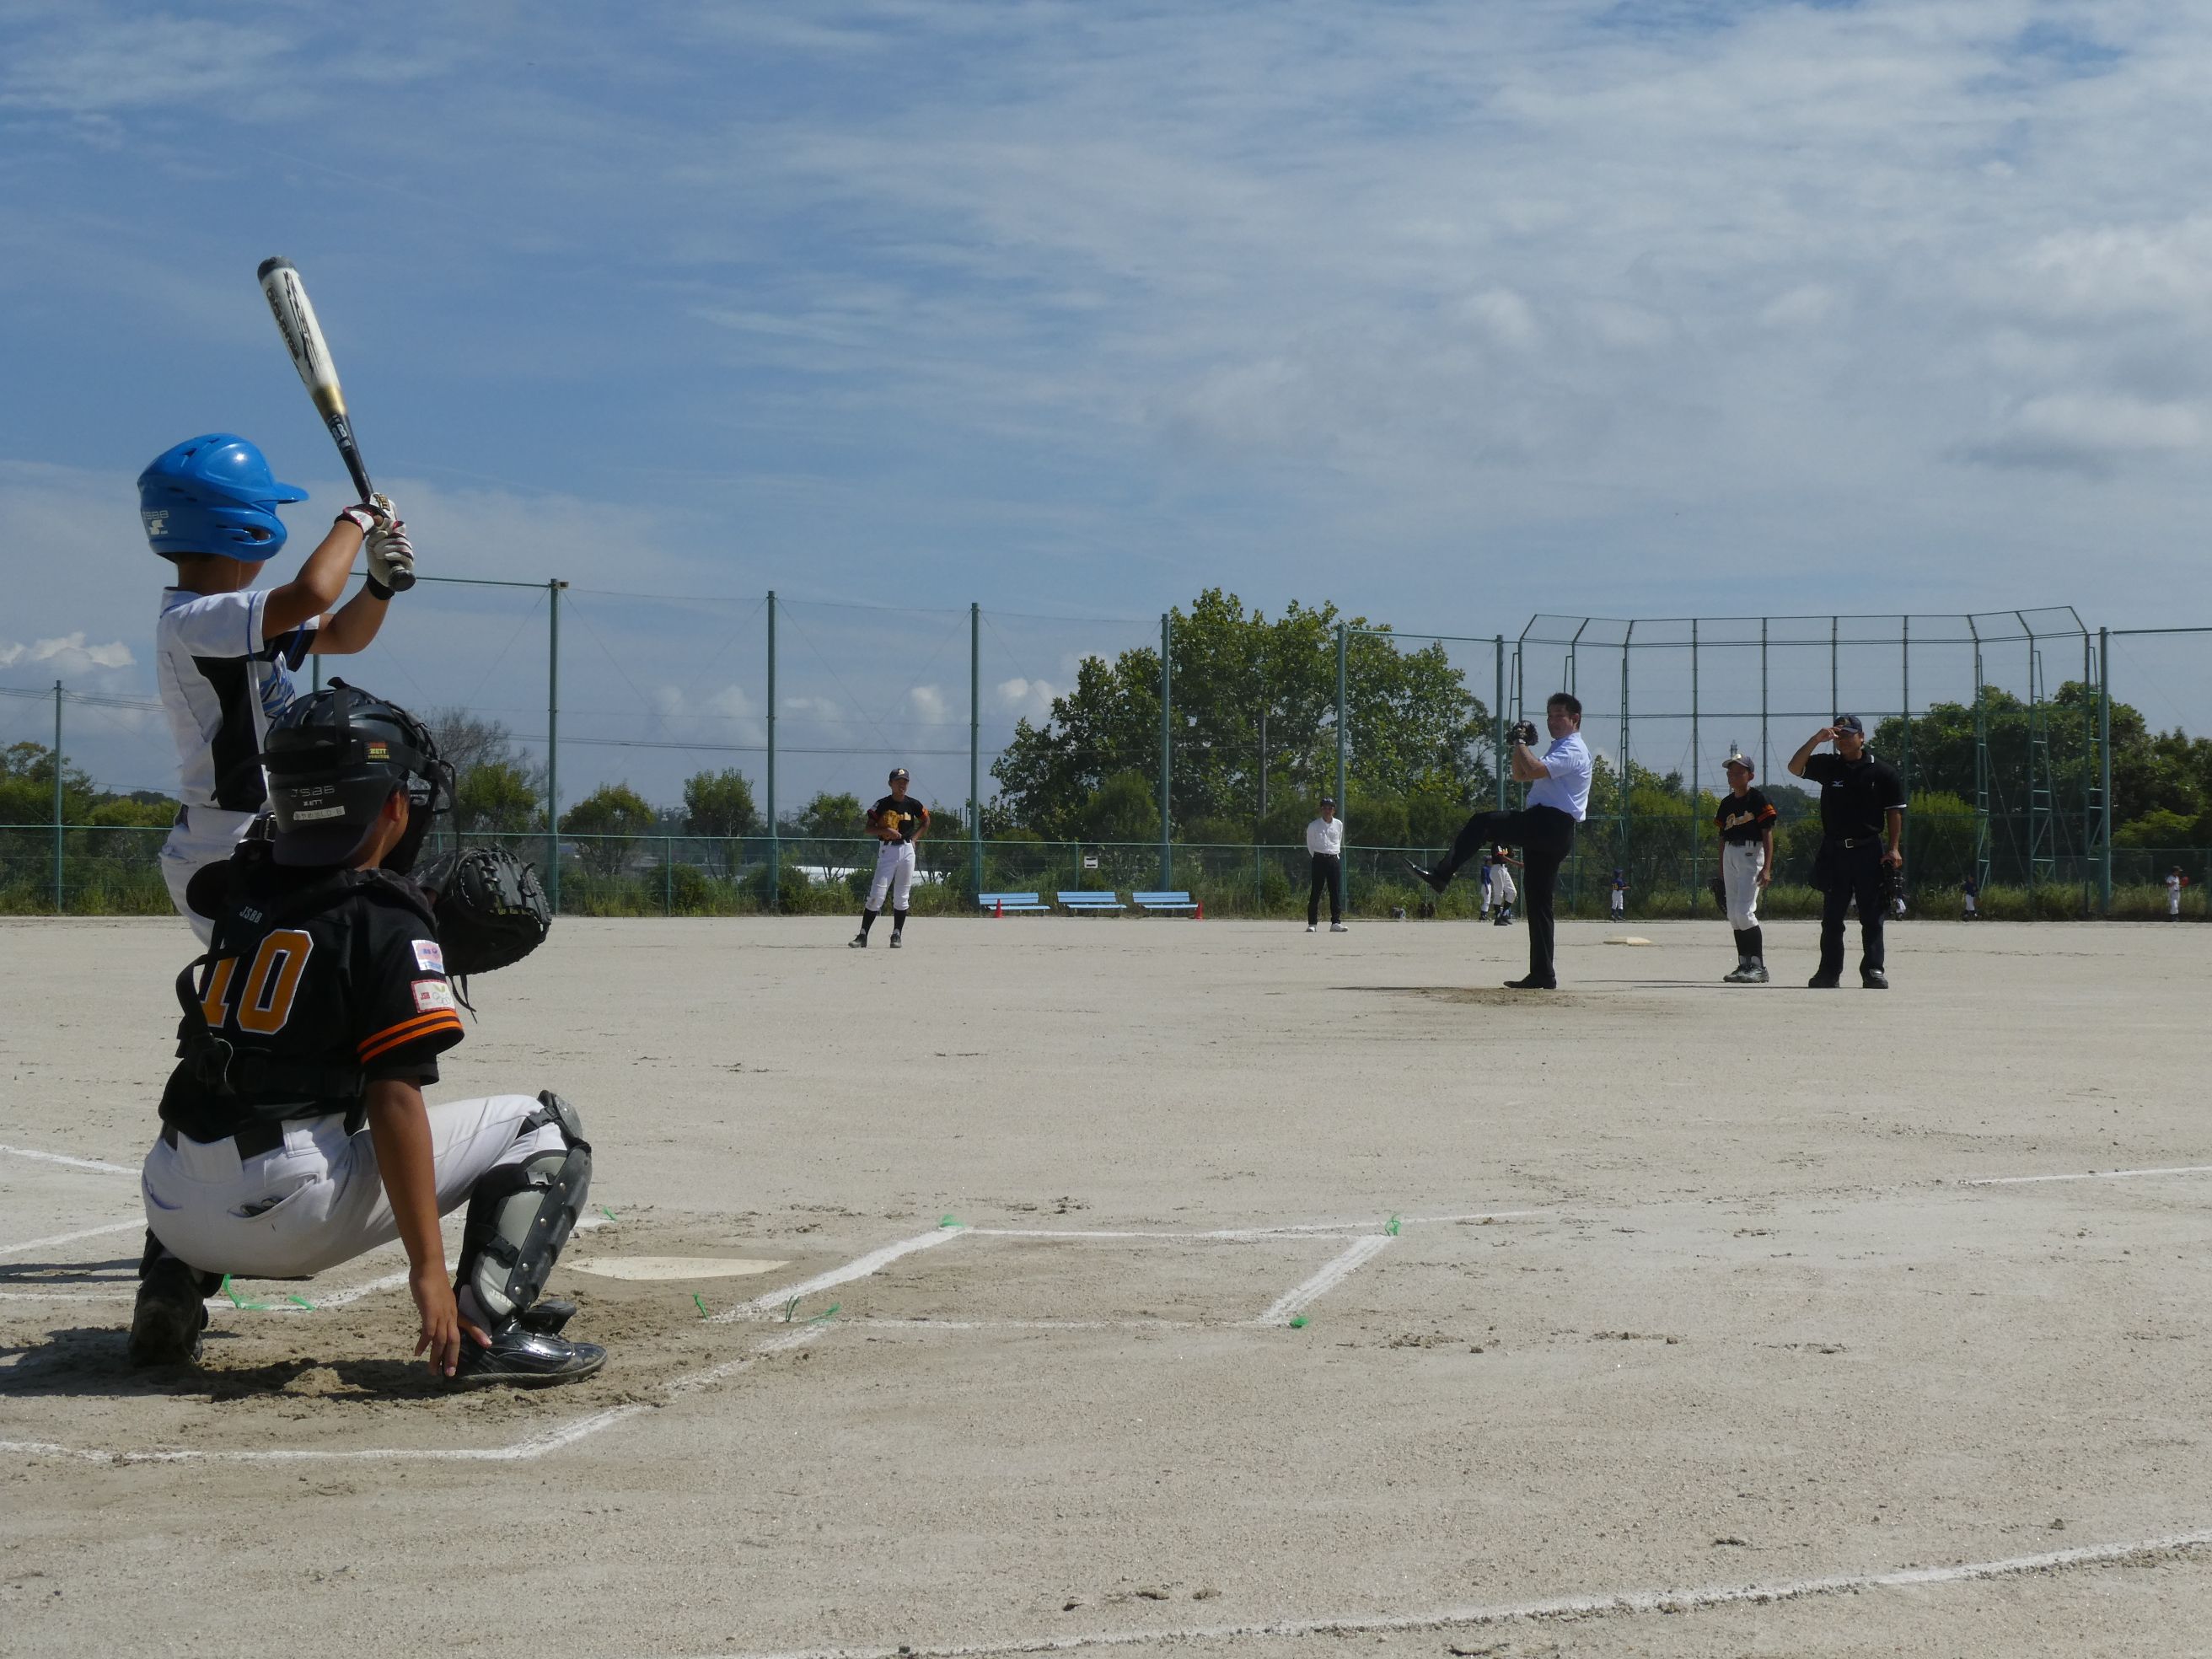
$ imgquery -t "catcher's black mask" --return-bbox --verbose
[261,680,454,873]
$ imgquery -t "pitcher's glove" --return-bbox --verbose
[1708,874,1728,913]
[418,846,552,981]
[1508,719,1538,746]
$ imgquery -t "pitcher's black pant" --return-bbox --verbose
[1436,805,1576,984]
[1307,853,1343,926]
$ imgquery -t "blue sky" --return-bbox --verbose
[3,1,2209,804]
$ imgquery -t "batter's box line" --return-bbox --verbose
[692,1527,2212,1659]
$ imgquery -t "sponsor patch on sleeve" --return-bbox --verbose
[412,939,446,974]
[411,978,457,1012]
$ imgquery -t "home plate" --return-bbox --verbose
[566,1255,789,1281]
[1603,936,1654,946]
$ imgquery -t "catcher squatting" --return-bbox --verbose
[133,437,593,1385]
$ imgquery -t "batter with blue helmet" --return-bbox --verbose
[144,433,416,941]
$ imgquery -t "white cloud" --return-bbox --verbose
[1758,284,1842,330]
[0,631,134,672]
[907,684,949,726]
[1963,393,2208,475]
[996,676,1060,720]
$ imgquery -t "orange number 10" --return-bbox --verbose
[199,930,314,1035]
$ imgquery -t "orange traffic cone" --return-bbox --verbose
[1195,899,1204,921]
[994,897,1003,917]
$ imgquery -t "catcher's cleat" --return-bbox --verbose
[450,1319,607,1388]
[1861,969,1889,989]
[848,932,867,948]
[888,932,903,949]
[517,1297,577,1337]
[1404,860,1449,895]
[1807,972,1842,989]
[128,1257,211,1368]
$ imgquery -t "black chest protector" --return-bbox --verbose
[158,851,441,1143]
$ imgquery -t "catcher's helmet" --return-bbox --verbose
[137,434,307,561]
[260,680,453,871]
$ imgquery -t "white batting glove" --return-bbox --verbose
[336,494,398,535]
[366,520,415,598]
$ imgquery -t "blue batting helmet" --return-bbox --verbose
[137,434,307,561]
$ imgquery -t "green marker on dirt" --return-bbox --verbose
[1289,1315,1309,1329]
[781,1296,800,1323]
[809,1302,840,1325]
[693,1292,709,1318]
[287,1294,315,1310]
[939,1214,959,1228]
[218,1274,267,1312]
[599,1205,617,1221]
[1385,1213,1401,1237]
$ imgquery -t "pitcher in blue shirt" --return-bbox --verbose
[1409,692,1594,990]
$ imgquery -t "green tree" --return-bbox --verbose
[0,741,95,824]
[454,760,544,835]
[563,782,656,875]
[682,768,759,873]
[991,588,1491,840]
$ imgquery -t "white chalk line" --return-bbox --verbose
[714,1224,969,1323]
[1962,1163,2212,1187]
[695,1527,2212,1659]
[0,1219,142,1259]
[1255,1234,1393,1326]
[0,1144,135,1176]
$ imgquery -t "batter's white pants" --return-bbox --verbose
[160,806,260,945]
[141,1095,566,1280]
[1488,869,1515,909]
[1609,891,1624,915]
[866,839,915,911]
[1721,840,1766,931]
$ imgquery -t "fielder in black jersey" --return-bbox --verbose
[132,683,604,1385]
[1713,752,1778,983]
[852,767,929,948]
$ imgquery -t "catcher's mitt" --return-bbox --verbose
[1708,874,1728,914]
[417,846,552,981]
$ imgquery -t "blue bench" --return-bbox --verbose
[978,891,1050,914]
[1056,890,1125,914]
[1131,890,1199,915]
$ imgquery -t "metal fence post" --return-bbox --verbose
[2098,626,2113,914]
[1689,619,1699,906]
[545,579,564,914]
[1334,621,1348,817]
[1494,636,1506,810]
[969,602,982,898]
[52,679,64,914]
[766,590,779,913]
[1159,611,1173,889]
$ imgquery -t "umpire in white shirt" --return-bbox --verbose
[1409,692,1595,989]
[1306,797,1346,933]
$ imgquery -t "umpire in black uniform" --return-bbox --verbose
[1788,714,1906,989]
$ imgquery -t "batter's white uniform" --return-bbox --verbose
[2169,873,2184,917]
[155,587,315,941]
[142,1095,565,1281]
[867,838,916,912]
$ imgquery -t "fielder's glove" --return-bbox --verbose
[1509,719,1538,746]
[417,846,552,995]
[1708,874,1728,913]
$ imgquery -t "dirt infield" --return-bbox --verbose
[3,914,2209,1656]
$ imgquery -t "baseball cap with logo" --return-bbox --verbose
[1832,714,1866,735]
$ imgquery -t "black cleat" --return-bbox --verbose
[889,932,903,949]
[1404,860,1449,895]
[516,1297,577,1337]
[849,932,867,948]
[1861,969,1889,989]
[450,1318,607,1388]
[128,1257,210,1368]
[1503,974,1556,991]
[1807,972,1842,989]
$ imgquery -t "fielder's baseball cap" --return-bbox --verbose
[1724,749,1753,773]
[888,767,910,782]
[1832,714,1866,736]
[1319,795,1336,807]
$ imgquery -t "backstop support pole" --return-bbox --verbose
[546,579,563,915]
[52,680,63,914]
[765,590,778,913]
[970,602,982,899]
[1161,612,1173,890]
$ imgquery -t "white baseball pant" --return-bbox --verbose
[160,806,260,945]
[1490,868,1516,909]
[1721,840,1765,930]
[141,1094,566,1280]
[867,839,915,911]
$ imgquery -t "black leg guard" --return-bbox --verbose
[457,1092,593,1323]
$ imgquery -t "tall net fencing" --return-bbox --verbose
[3,589,2204,918]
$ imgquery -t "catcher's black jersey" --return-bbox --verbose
[870,794,928,843]
[1714,787,1777,845]
[161,863,464,1142]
